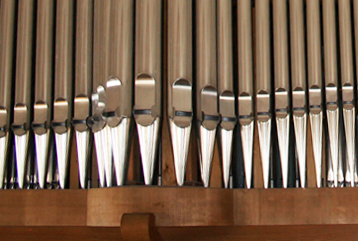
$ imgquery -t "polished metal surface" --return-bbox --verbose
[168,0,193,186]
[111,118,131,186]
[0,136,8,189]
[290,0,307,188]
[91,85,108,187]
[169,119,191,186]
[343,107,355,186]
[219,128,234,189]
[94,123,112,187]
[307,0,323,188]
[74,0,93,189]
[91,0,112,187]
[323,0,340,187]
[238,0,254,189]
[76,130,90,189]
[52,0,74,189]
[107,0,134,187]
[326,107,339,187]
[217,0,236,189]
[134,0,162,185]
[33,0,55,189]
[108,0,134,126]
[0,0,16,188]
[94,127,111,188]
[273,0,290,188]
[103,127,113,187]
[0,0,16,138]
[55,130,71,189]
[240,121,254,189]
[0,0,358,191]
[198,124,216,188]
[255,0,272,189]
[35,132,50,189]
[339,0,355,187]
[293,114,307,188]
[196,0,219,187]
[15,133,29,189]
[276,114,290,188]
[218,112,235,188]
[137,118,160,185]
[13,0,35,189]
[309,112,323,187]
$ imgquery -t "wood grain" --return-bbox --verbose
[3,183,358,229]
[306,120,316,187]
[159,225,358,241]
[121,213,163,241]
[210,139,222,188]
[0,189,87,226]
[234,187,358,225]
[87,187,234,227]
[161,0,176,187]
[1,225,358,241]
[253,124,264,188]
[0,227,122,241]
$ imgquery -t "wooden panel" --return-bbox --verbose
[3,187,358,230]
[87,187,233,227]
[158,225,358,241]
[0,190,87,226]
[0,227,122,241]
[234,188,358,225]
[2,225,358,241]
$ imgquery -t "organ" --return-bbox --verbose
[0,0,358,239]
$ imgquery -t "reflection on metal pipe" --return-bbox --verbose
[0,0,16,189]
[338,0,355,187]
[133,0,162,185]
[195,0,219,188]
[217,0,236,189]
[167,0,193,187]
[290,0,307,188]
[33,0,55,189]
[323,0,339,187]
[107,0,134,186]
[307,0,323,188]
[238,0,254,189]
[273,0,290,188]
[255,0,272,189]
[73,0,93,189]
[12,0,35,189]
[52,0,74,189]
[91,0,112,187]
